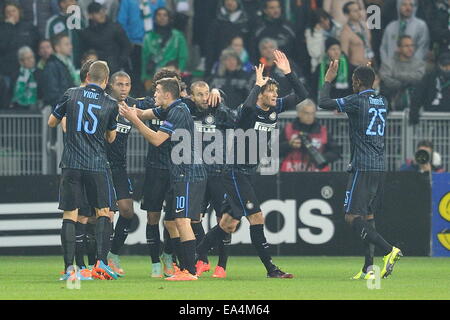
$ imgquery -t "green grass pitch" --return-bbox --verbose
[1,256,449,300]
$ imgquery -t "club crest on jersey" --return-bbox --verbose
[246,201,254,210]
[205,115,215,125]
[269,112,277,121]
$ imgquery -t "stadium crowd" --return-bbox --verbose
[0,0,449,172]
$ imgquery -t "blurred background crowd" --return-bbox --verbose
[0,0,449,173]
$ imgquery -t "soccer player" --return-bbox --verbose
[138,68,182,278]
[104,71,138,276]
[120,78,207,281]
[48,61,120,281]
[187,81,237,278]
[318,60,403,279]
[196,50,308,278]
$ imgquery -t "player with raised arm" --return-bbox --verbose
[318,60,403,279]
[120,78,207,281]
[48,61,120,281]
[196,51,308,279]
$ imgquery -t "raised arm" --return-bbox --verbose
[241,64,268,111]
[318,59,340,110]
[273,50,309,109]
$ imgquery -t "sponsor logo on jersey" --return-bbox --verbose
[116,123,131,134]
[195,121,216,133]
[254,121,276,132]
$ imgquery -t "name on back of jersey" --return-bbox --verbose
[116,123,131,134]
[254,121,276,132]
[369,97,385,106]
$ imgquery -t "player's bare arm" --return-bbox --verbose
[47,114,61,128]
[119,102,169,146]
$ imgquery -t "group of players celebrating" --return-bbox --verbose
[48,49,402,282]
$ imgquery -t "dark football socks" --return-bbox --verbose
[191,222,208,263]
[86,222,97,266]
[95,216,112,264]
[196,225,228,262]
[363,219,376,273]
[162,227,173,255]
[170,237,184,270]
[181,239,197,275]
[146,224,161,264]
[352,217,392,255]
[110,215,132,255]
[61,219,76,272]
[250,224,276,273]
[217,232,231,270]
[75,222,87,268]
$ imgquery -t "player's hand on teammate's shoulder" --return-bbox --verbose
[273,50,291,75]
[325,59,339,83]
[255,63,269,87]
[208,88,222,108]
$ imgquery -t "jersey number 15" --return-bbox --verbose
[77,101,101,134]
[366,108,386,136]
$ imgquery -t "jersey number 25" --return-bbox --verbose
[366,108,386,136]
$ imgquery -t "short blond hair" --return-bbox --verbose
[88,61,110,83]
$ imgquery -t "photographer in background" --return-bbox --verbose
[399,140,445,173]
[280,99,341,172]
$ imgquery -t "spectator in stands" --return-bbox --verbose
[37,39,54,70]
[255,38,305,98]
[41,33,78,107]
[379,35,425,111]
[380,0,430,65]
[118,0,166,95]
[80,2,131,74]
[78,0,120,24]
[410,51,450,124]
[141,7,188,92]
[313,37,354,100]
[429,0,450,53]
[400,140,445,173]
[280,99,341,172]
[0,1,39,103]
[252,0,297,62]
[81,49,98,66]
[208,48,250,109]
[18,0,53,38]
[305,9,341,75]
[323,0,366,26]
[205,0,250,76]
[221,35,253,73]
[46,0,85,68]
[10,46,39,110]
[340,1,374,67]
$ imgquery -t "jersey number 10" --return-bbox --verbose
[366,108,386,136]
[77,101,101,134]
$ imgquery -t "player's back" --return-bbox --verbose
[60,84,118,171]
[336,89,388,171]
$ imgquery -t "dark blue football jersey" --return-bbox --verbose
[184,99,237,176]
[319,83,388,172]
[52,84,118,171]
[105,96,137,169]
[156,99,207,182]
